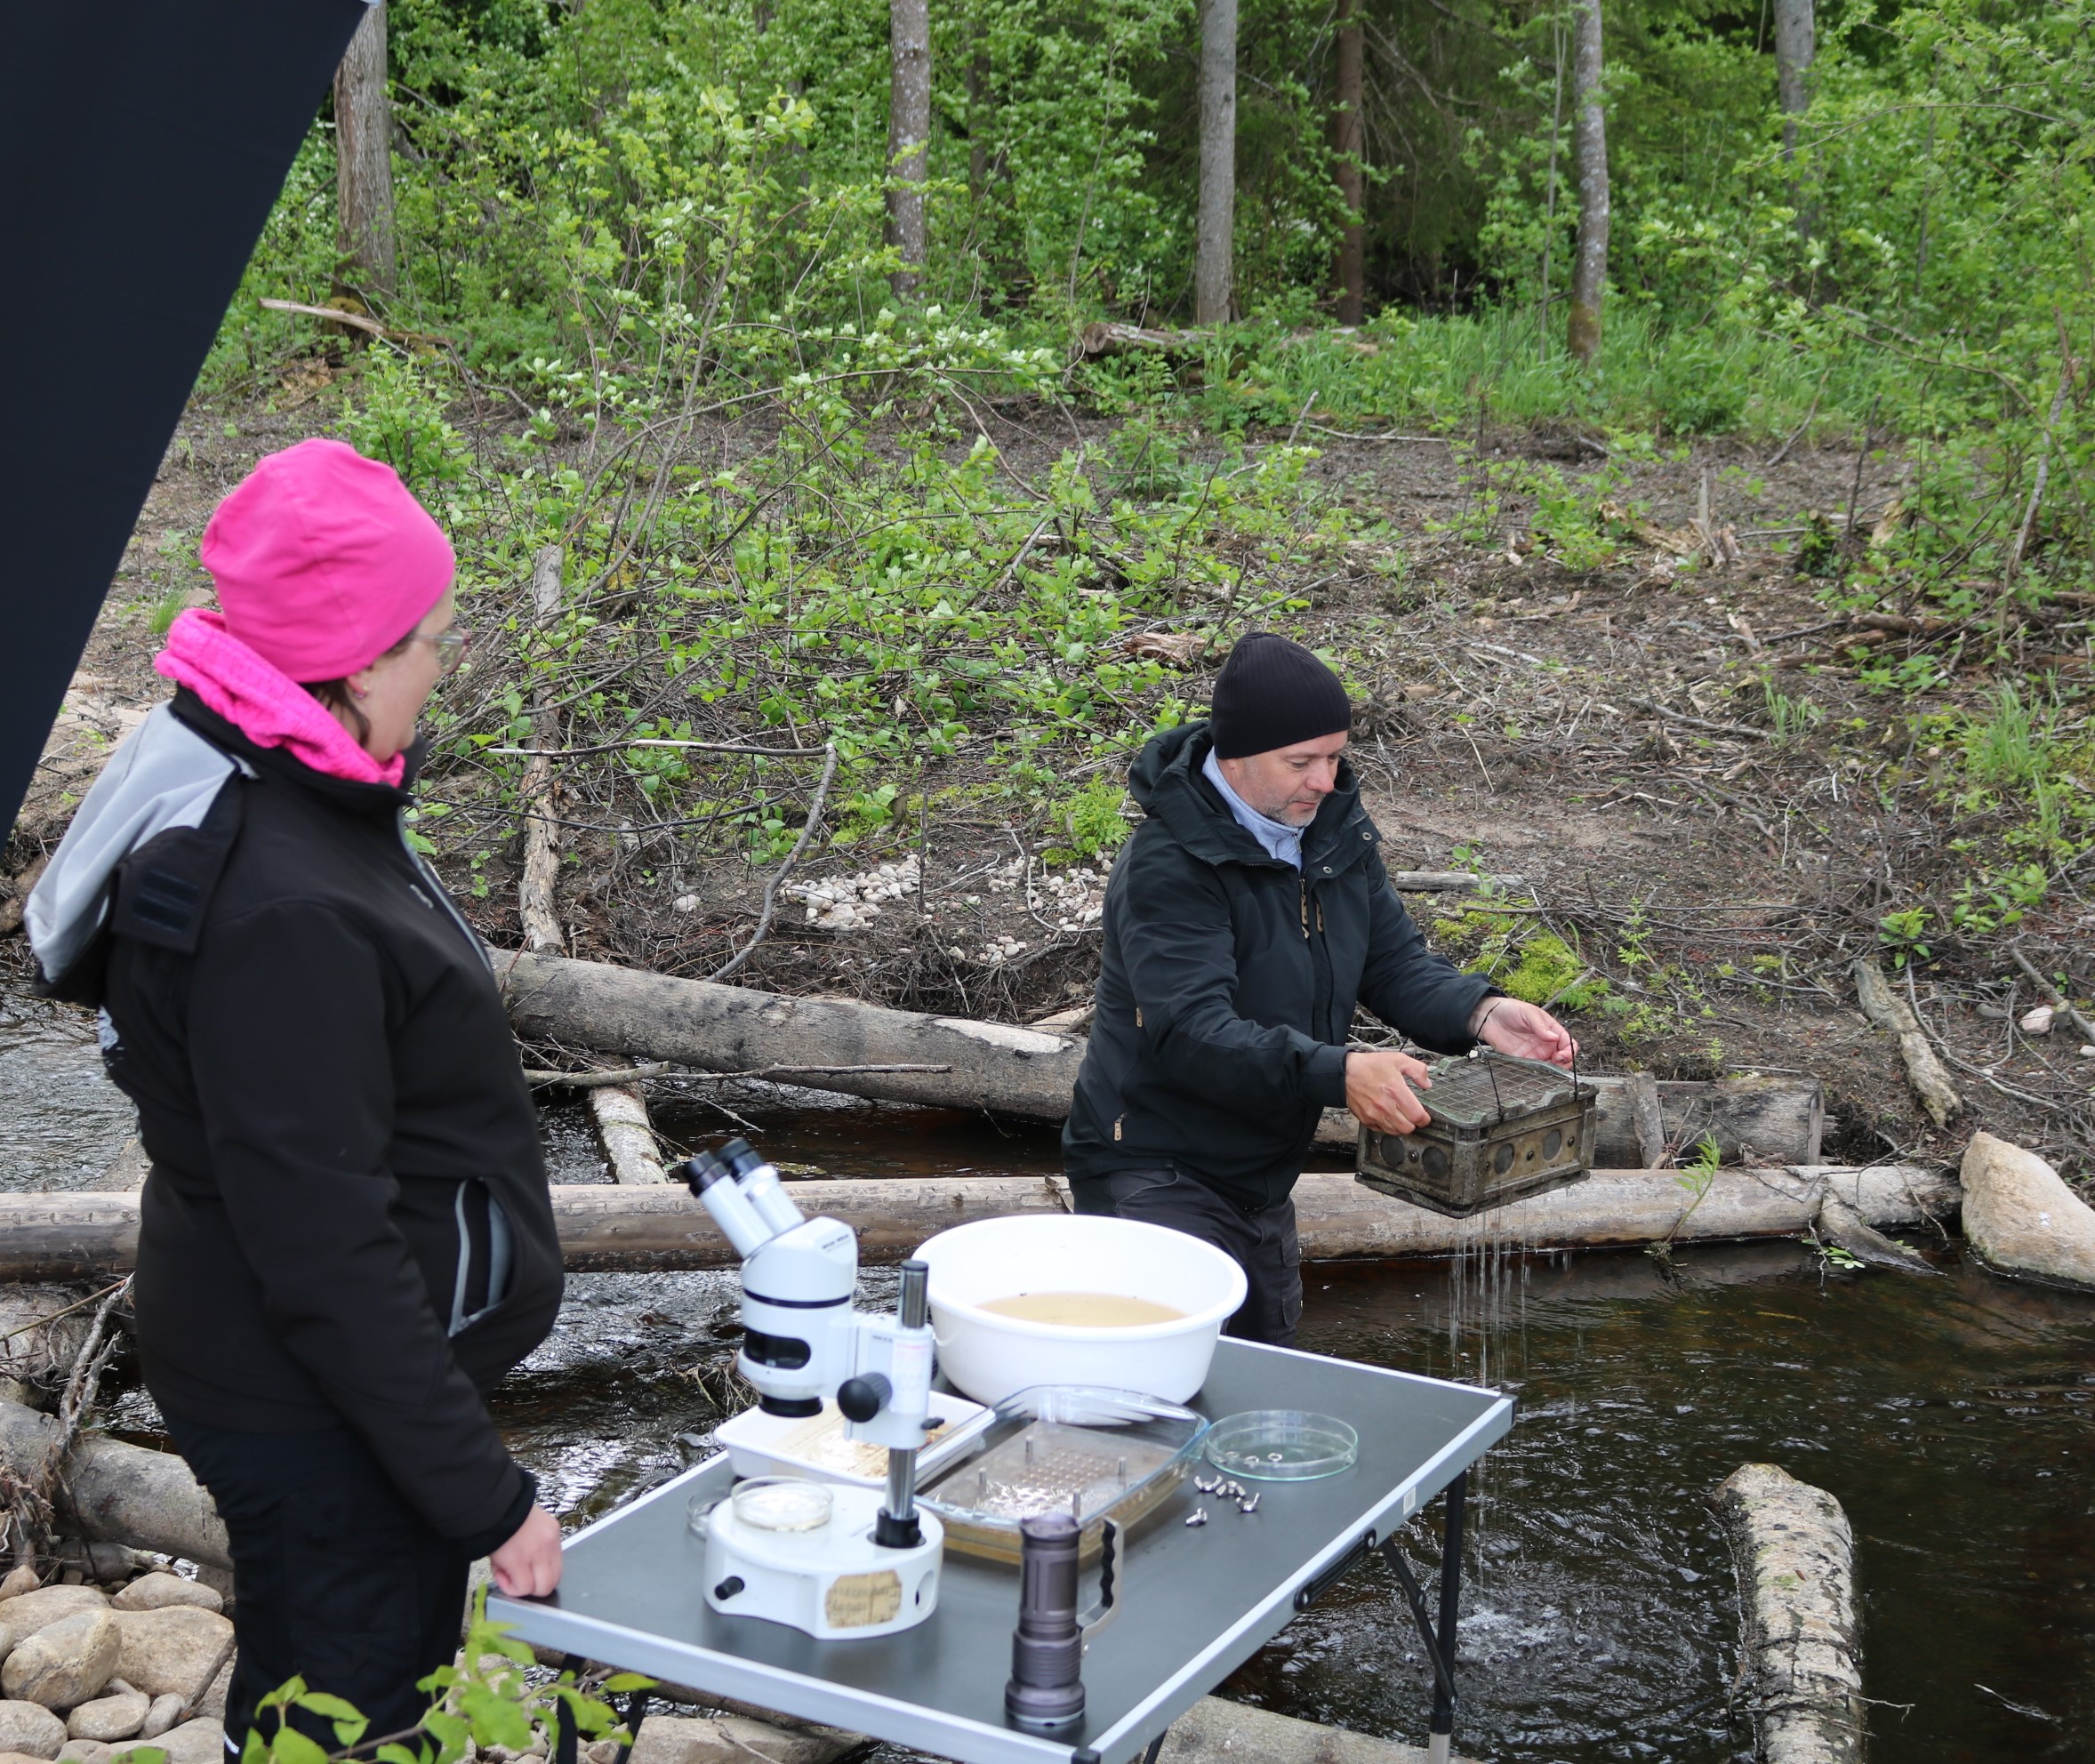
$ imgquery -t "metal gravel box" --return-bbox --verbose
[1356,1050,1596,1217]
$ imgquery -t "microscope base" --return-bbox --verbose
[704,1487,943,1640]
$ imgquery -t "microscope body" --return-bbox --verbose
[680,1141,943,1637]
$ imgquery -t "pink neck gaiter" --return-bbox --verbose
[154,609,406,789]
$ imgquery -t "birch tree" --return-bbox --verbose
[333,2,396,300]
[887,0,931,299]
[1194,0,1237,325]
[1328,0,1364,325]
[1566,0,1608,365]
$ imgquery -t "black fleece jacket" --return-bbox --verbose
[1064,722,1496,1209]
[100,693,563,1553]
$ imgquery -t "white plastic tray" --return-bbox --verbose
[716,1393,993,1487]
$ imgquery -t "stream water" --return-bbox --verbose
[6,1005,2091,1761]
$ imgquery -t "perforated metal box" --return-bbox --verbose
[1355,1051,1595,1217]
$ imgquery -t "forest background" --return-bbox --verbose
[92,0,2095,1165]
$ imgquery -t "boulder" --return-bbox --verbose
[2,1753,61,1764]
[190,1661,229,1727]
[1160,1699,1471,1763]
[1961,1132,2095,1292]
[0,1573,37,1603]
[0,1702,67,1760]
[108,1613,233,1709]
[64,1695,146,1744]
[106,1582,219,1619]
[133,1700,182,1744]
[0,1594,108,1644]
[55,1744,110,1764]
[2,1614,121,1712]
[140,1720,221,1764]
[628,1714,858,1764]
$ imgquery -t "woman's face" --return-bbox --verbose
[347,588,458,762]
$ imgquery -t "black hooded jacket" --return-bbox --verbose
[1063,721,1495,1209]
[50,691,563,1553]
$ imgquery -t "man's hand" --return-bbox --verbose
[1345,1048,1435,1135]
[1472,997,1577,1067]
[489,1503,564,1598]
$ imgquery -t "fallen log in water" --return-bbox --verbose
[0,1398,231,1568]
[1712,1463,1864,1764]
[502,949,1826,1162]
[0,1166,1952,1279]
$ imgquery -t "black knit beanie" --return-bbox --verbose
[1208,633,1353,759]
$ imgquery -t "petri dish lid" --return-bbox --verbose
[1204,1410,1359,1480]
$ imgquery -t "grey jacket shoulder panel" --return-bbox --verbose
[25,702,245,988]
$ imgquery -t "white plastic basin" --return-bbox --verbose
[914,1215,1248,1405]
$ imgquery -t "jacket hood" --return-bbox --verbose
[1127,719,1364,869]
[26,692,428,994]
[25,703,245,988]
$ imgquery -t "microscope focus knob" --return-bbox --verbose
[837,1373,892,1423]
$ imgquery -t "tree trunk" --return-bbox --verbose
[0,1398,232,1568]
[1772,0,1814,159]
[965,49,991,207]
[1712,1464,1864,1764]
[0,1165,1955,1279]
[1194,0,1238,325]
[333,2,397,300]
[500,949,1086,1118]
[1566,0,1608,365]
[885,0,931,300]
[1328,0,1365,325]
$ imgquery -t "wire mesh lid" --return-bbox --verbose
[1422,1050,1589,1128]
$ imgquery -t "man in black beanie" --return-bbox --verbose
[1064,633,1575,1345]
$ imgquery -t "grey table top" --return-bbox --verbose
[492,1340,1512,1764]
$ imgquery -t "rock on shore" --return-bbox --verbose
[108,1611,234,1709]
[1962,1132,2095,1291]
[0,1701,68,1760]
[1,1615,119,1712]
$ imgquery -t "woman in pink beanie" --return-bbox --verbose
[27,438,566,1753]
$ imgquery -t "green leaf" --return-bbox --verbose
[269,1728,333,1764]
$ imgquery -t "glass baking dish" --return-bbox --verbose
[916,1384,1208,1564]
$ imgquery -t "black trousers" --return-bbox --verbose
[163,1415,471,1752]
[1068,1166,1303,1347]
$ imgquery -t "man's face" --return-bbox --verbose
[1217,730,1348,827]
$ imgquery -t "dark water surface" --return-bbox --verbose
[17,1002,2091,1760]
[0,999,139,1190]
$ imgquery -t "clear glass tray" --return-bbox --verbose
[917,1385,1209,1563]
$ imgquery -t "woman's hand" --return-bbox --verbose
[1345,1047,1435,1135]
[1472,997,1578,1067]
[489,1503,564,1598]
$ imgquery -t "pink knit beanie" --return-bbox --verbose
[198,437,455,683]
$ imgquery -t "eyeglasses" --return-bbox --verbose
[408,627,473,677]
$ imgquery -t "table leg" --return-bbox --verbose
[553,1655,586,1764]
[1427,1470,1465,1764]
[1380,1471,1466,1764]
[1140,1729,1168,1764]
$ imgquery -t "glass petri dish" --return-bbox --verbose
[1203,1411,1359,1480]
[686,1492,723,1541]
[731,1477,834,1532]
